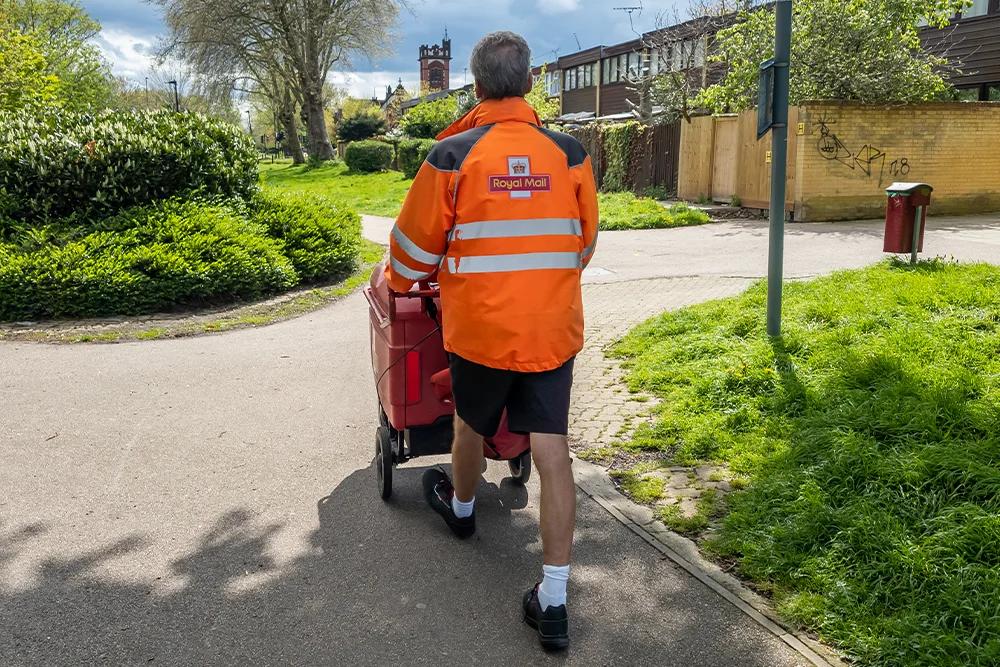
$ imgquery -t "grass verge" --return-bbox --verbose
[259,159,410,217]
[610,258,1000,667]
[0,240,384,344]
[598,193,711,231]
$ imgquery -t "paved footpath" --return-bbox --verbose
[2,213,998,667]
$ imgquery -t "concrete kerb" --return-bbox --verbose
[571,455,842,667]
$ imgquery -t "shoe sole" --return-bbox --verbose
[522,612,569,651]
[425,489,475,539]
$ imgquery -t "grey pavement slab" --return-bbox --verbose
[0,292,806,666]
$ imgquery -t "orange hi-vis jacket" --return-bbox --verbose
[385,97,600,373]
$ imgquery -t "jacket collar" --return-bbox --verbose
[436,97,541,140]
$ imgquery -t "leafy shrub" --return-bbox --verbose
[598,193,711,231]
[344,140,393,173]
[250,191,362,282]
[0,201,297,320]
[0,108,258,224]
[602,122,641,193]
[337,115,386,142]
[398,139,437,179]
[399,96,458,139]
[642,184,669,200]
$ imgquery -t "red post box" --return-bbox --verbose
[884,182,932,262]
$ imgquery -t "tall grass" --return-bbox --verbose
[612,260,1000,666]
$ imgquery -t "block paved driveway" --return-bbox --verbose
[3,212,998,667]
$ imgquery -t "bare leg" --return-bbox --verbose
[451,414,484,503]
[530,433,575,566]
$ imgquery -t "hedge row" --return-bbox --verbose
[344,140,394,173]
[0,193,361,321]
[0,108,258,224]
[398,139,437,179]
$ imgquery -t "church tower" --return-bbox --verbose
[419,30,452,92]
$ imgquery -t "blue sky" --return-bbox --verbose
[85,0,680,97]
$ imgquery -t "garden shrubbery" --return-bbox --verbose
[344,140,394,173]
[398,138,437,179]
[0,108,258,224]
[0,108,363,321]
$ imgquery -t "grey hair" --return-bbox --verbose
[469,31,532,100]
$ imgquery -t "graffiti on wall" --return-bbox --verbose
[815,115,910,187]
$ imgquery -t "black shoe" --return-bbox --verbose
[522,585,569,652]
[422,468,475,539]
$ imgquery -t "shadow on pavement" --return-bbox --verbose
[1,465,803,667]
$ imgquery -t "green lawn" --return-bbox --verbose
[598,192,711,230]
[259,160,710,231]
[259,160,410,217]
[611,260,1000,667]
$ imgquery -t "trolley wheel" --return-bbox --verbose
[508,450,532,486]
[375,426,393,500]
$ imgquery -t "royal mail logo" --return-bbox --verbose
[490,156,549,198]
[489,174,552,192]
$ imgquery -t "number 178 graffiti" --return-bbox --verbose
[815,117,910,187]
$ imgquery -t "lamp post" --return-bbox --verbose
[167,80,179,112]
[144,76,149,108]
[246,110,254,146]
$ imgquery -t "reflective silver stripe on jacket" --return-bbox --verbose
[582,230,599,260]
[447,252,583,274]
[390,256,433,281]
[391,225,443,266]
[448,218,582,241]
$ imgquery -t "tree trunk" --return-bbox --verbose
[280,99,305,164]
[302,85,334,160]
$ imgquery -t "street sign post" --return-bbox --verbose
[762,0,792,337]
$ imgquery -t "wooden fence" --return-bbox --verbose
[568,120,682,196]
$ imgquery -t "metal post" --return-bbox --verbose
[144,77,149,108]
[168,80,179,112]
[766,0,792,337]
[911,205,923,265]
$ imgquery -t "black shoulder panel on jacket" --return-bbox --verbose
[534,126,589,168]
[425,125,495,172]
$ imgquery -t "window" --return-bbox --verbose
[649,48,659,76]
[576,65,584,88]
[626,52,641,80]
[671,41,686,71]
[546,71,560,97]
[429,66,444,88]
[956,87,980,101]
[618,54,627,80]
[989,86,1000,102]
[564,70,571,91]
[603,59,611,84]
[963,0,989,17]
[582,64,590,87]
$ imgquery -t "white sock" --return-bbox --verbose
[538,564,569,611]
[451,494,474,518]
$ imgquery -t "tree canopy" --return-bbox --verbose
[700,0,970,112]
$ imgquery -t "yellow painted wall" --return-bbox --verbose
[796,101,1000,221]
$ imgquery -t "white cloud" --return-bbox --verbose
[94,28,156,78]
[538,0,581,14]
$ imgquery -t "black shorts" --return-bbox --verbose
[448,354,575,437]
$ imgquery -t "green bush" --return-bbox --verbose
[602,122,641,193]
[250,191,362,282]
[344,140,393,173]
[0,108,258,224]
[0,200,297,320]
[336,115,386,142]
[399,96,458,139]
[398,139,437,179]
[642,184,669,200]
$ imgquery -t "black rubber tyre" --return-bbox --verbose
[375,426,393,500]
[508,450,532,485]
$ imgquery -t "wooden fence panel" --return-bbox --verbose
[568,121,681,196]
[711,116,739,202]
[734,107,797,211]
[678,116,715,201]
